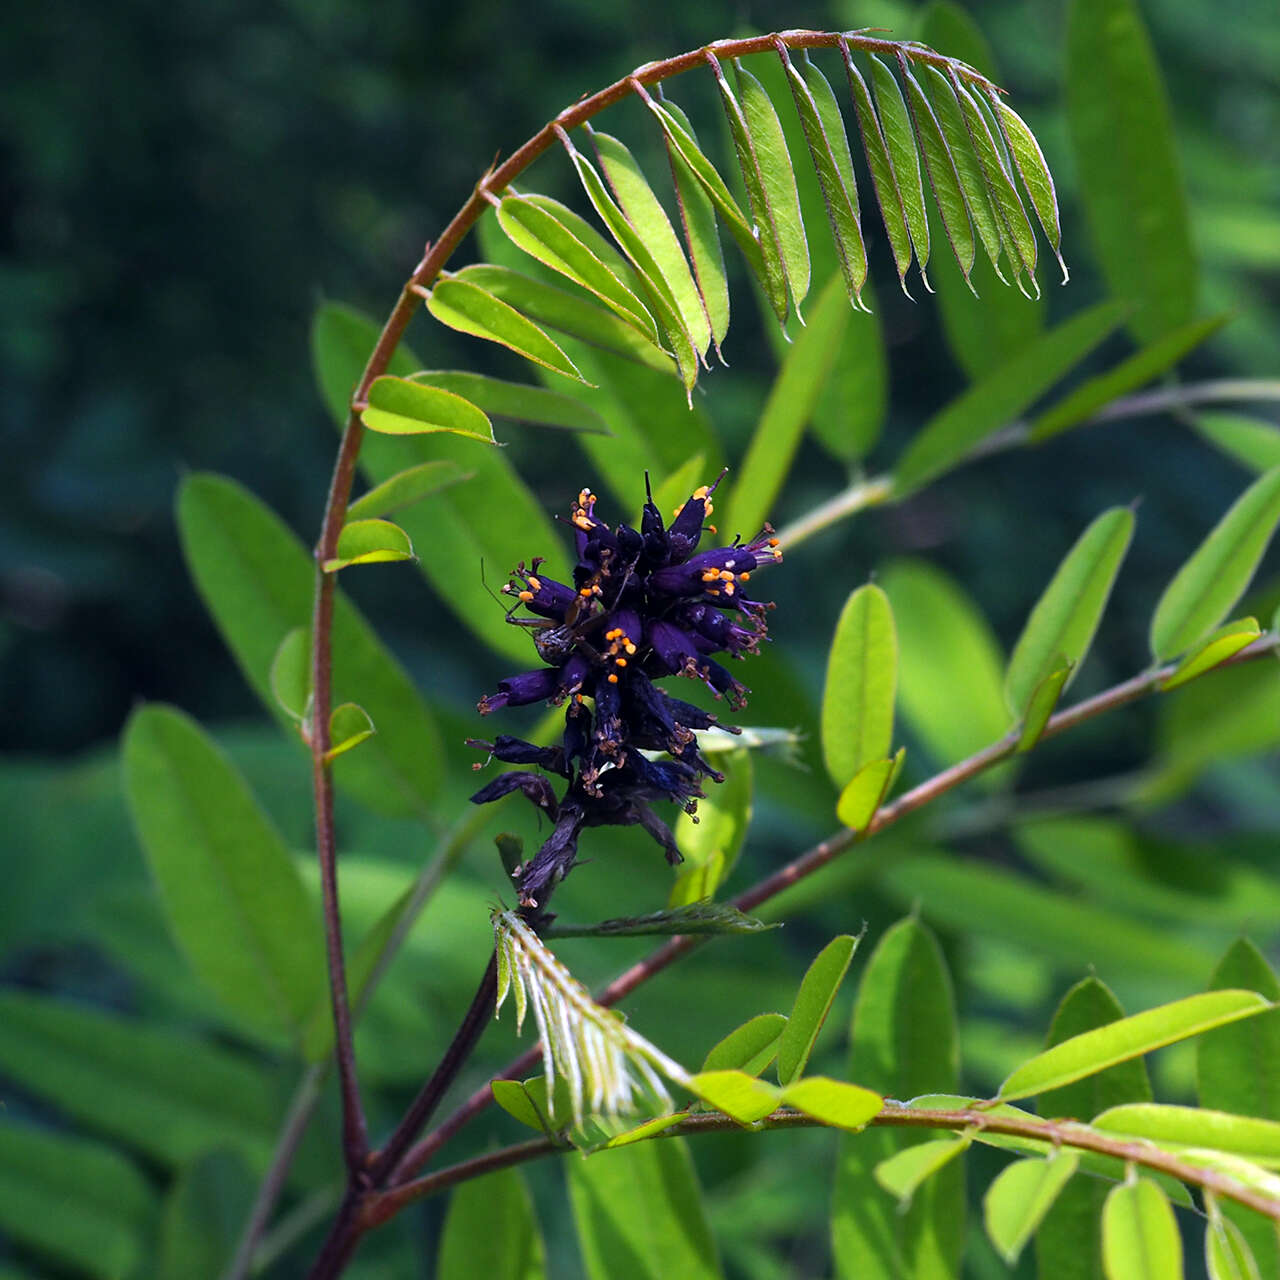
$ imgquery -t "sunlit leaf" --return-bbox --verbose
[782,1077,882,1131]
[426,275,589,382]
[1067,0,1196,342]
[835,750,904,830]
[1160,617,1261,691]
[874,1136,970,1205]
[346,460,468,521]
[1206,1210,1262,1280]
[840,46,914,291]
[322,518,414,572]
[686,1069,780,1125]
[1006,505,1135,716]
[453,263,673,374]
[410,371,607,434]
[1015,664,1072,753]
[1150,466,1280,659]
[869,54,930,284]
[495,194,659,341]
[999,991,1272,1101]
[984,1151,1079,1265]
[1031,313,1229,441]
[655,97,729,355]
[733,58,810,318]
[777,933,861,1085]
[892,300,1124,496]
[701,1013,788,1076]
[590,127,712,359]
[822,583,897,789]
[1093,1104,1280,1167]
[123,705,324,1039]
[784,49,868,308]
[361,373,496,440]
[900,56,974,282]
[987,93,1066,284]
[438,1167,545,1280]
[1102,1179,1182,1280]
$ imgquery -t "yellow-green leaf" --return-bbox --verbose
[410,372,607,435]
[874,1136,970,1205]
[1093,1104,1280,1167]
[701,1013,787,1076]
[1014,663,1072,753]
[325,702,376,762]
[269,627,309,723]
[782,1077,882,1132]
[777,934,860,1085]
[686,1070,780,1125]
[346,460,468,521]
[835,750,904,830]
[361,374,496,440]
[322,518,415,573]
[983,1151,1079,1265]
[1102,1179,1182,1280]
[1160,618,1261,691]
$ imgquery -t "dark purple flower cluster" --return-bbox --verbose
[469,475,781,912]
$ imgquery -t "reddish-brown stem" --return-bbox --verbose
[388,636,1279,1187]
[370,1102,1280,1227]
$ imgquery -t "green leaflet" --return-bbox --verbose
[1092,1104,1280,1167]
[362,373,497,440]
[874,1135,970,1205]
[687,1069,780,1125]
[1015,664,1073,753]
[776,933,861,1085]
[709,61,789,325]
[347,459,467,521]
[1102,1180,1182,1280]
[177,470,446,810]
[1005,506,1135,717]
[0,1121,154,1280]
[438,1167,546,1280]
[879,560,1010,774]
[590,127,712,359]
[892,300,1125,496]
[1031,313,1229,441]
[728,271,850,537]
[311,298,421,424]
[868,54,930,286]
[784,49,868,308]
[562,134,700,396]
[568,1140,722,1280]
[1036,978,1153,1280]
[1150,465,1280,660]
[0,990,279,1172]
[1206,1211,1262,1280]
[1193,412,1280,475]
[999,990,1272,1101]
[123,706,324,1040]
[987,92,1066,284]
[656,97,729,355]
[832,918,962,1280]
[1159,617,1261,692]
[452,263,674,374]
[323,517,414,572]
[782,1077,883,1131]
[701,1013,787,1076]
[158,1150,255,1280]
[835,750,905,831]
[732,58,810,319]
[410,370,609,434]
[899,55,975,283]
[821,583,897,789]
[495,193,660,341]
[1067,0,1196,342]
[984,1151,1080,1265]
[424,276,588,383]
[841,46,914,291]
[644,95,769,296]
[811,275,887,462]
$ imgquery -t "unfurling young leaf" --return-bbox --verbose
[1160,618,1261,691]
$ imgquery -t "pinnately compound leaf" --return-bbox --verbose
[1149,465,1280,660]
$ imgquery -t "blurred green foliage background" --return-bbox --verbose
[4,0,1280,1276]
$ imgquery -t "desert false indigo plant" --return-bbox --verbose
[470,477,780,912]
[95,18,1280,1280]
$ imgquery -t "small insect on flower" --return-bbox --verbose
[470,474,781,912]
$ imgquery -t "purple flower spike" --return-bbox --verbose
[470,477,781,912]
